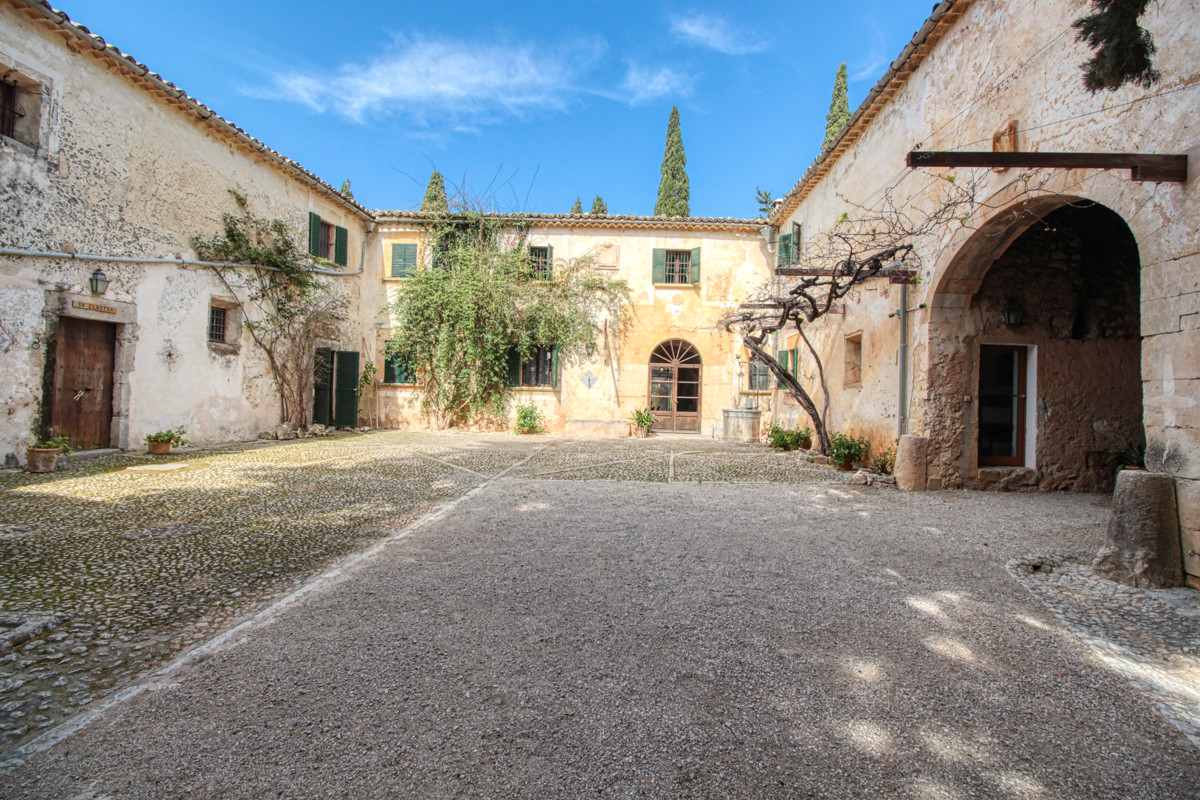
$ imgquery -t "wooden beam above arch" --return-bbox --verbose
[906,150,1188,183]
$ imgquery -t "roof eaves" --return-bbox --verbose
[372,211,766,232]
[12,0,372,221]
[768,0,974,227]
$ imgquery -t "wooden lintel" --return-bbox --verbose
[906,150,1188,182]
[740,303,784,310]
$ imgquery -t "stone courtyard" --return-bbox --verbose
[0,433,1198,797]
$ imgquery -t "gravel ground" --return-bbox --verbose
[3,478,1197,798]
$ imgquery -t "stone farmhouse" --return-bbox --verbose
[1,0,1197,583]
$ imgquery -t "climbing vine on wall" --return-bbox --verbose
[191,192,347,429]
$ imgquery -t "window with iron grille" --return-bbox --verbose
[208,305,227,343]
[664,250,690,284]
[530,246,552,279]
[0,79,20,140]
[748,360,769,391]
[522,346,555,386]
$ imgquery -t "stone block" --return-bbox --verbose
[894,435,928,492]
[1173,477,1200,578]
[1142,294,1200,337]
[1141,329,1200,381]
[1145,427,1200,480]
[975,467,1036,491]
[1143,379,1200,430]
[925,476,942,491]
[1093,470,1184,588]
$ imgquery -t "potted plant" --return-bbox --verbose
[25,435,73,473]
[145,426,189,455]
[515,403,544,434]
[1106,443,1146,474]
[631,407,656,438]
[827,431,869,471]
[766,425,813,452]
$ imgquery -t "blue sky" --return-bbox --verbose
[62,0,936,218]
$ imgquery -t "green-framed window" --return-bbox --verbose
[652,247,701,285]
[308,212,349,267]
[391,243,418,277]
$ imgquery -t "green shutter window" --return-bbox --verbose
[332,350,360,427]
[777,233,793,267]
[313,347,332,425]
[775,350,787,386]
[308,212,322,257]
[689,247,701,284]
[792,221,802,254]
[550,344,560,389]
[391,243,418,277]
[334,226,348,267]
[503,347,521,387]
[546,245,554,277]
[652,249,666,284]
[793,346,801,377]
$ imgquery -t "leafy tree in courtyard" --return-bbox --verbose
[421,171,449,212]
[387,213,631,429]
[591,195,608,215]
[654,106,690,217]
[570,197,584,214]
[822,63,850,151]
[1073,0,1160,92]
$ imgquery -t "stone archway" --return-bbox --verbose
[924,200,1142,491]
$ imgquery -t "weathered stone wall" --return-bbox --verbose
[770,0,1198,556]
[0,4,369,460]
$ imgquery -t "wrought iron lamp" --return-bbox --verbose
[1001,298,1024,328]
[585,342,595,357]
[88,268,109,296]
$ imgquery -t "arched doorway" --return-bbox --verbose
[926,201,1142,491]
[649,339,701,432]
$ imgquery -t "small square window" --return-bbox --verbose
[208,305,227,343]
[0,70,43,149]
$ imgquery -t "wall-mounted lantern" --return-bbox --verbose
[1001,297,1024,328]
[585,342,595,357]
[89,268,110,296]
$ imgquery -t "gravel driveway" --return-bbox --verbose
[4,472,1198,798]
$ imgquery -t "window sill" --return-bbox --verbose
[383,276,413,282]
[207,341,239,356]
[379,382,420,388]
[653,283,700,289]
[843,382,862,390]
[513,386,557,392]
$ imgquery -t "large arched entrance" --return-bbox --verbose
[648,339,701,432]
[926,201,1142,491]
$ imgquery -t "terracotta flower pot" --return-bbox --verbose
[839,456,855,471]
[632,426,649,438]
[799,437,812,450]
[147,440,172,455]
[26,448,61,473]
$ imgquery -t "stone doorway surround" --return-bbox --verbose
[42,291,137,451]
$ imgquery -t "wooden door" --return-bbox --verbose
[978,345,1027,466]
[332,350,360,428]
[648,340,702,433]
[51,316,116,450]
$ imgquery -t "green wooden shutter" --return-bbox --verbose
[690,247,701,284]
[392,244,417,277]
[334,226,348,266]
[793,346,801,377]
[313,347,332,425]
[383,357,397,384]
[332,350,360,427]
[545,245,554,277]
[308,212,322,257]
[777,233,793,267]
[775,350,786,386]
[652,249,666,284]
[503,347,521,387]
[550,344,560,389]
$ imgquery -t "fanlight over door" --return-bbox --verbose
[648,339,702,433]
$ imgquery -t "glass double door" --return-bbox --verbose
[648,340,701,432]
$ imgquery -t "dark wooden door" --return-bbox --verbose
[313,347,333,426]
[332,350,360,428]
[648,339,701,433]
[978,345,1027,466]
[51,316,116,450]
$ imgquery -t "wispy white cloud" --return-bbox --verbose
[251,35,605,125]
[850,29,889,81]
[669,13,767,55]
[617,63,694,105]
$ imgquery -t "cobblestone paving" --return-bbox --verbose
[1009,555,1200,748]
[0,431,839,756]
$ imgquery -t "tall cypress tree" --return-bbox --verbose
[570,197,583,214]
[822,63,850,151]
[654,106,690,217]
[590,195,608,215]
[421,171,448,212]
